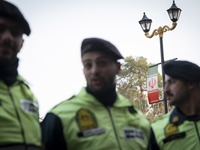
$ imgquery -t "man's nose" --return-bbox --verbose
[91,64,99,74]
[164,84,169,94]
[1,30,13,42]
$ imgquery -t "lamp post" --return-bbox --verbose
[139,0,181,114]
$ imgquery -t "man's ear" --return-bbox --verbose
[187,82,198,91]
[17,39,24,53]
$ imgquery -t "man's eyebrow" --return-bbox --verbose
[96,56,109,59]
[83,56,109,62]
[82,59,91,63]
[0,23,22,32]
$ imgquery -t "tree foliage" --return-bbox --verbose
[117,56,149,113]
[117,56,173,122]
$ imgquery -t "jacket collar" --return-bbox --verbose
[170,107,200,125]
[0,75,28,89]
[78,87,133,108]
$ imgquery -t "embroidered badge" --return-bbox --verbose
[76,108,98,131]
[123,128,145,141]
[172,116,179,123]
[20,99,38,115]
[164,123,179,137]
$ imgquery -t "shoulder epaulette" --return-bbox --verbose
[51,95,76,110]
[128,106,137,114]
[67,95,75,101]
[17,75,31,89]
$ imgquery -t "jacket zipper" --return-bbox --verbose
[8,87,27,149]
[107,106,122,150]
[194,122,200,142]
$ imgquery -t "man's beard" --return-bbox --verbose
[0,57,18,86]
[87,77,116,94]
[0,41,18,64]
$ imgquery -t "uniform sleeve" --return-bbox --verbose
[147,128,160,150]
[41,113,67,150]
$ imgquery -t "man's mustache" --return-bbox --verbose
[0,41,13,49]
[166,92,173,98]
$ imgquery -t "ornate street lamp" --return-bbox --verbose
[167,0,182,22]
[139,12,152,33]
[139,0,181,114]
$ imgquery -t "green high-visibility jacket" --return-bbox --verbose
[0,75,41,148]
[151,107,200,150]
[42,88,151,150]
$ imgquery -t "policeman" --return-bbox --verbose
[149,60,200,150]
[41,37,151,150]
[0,1,41,150]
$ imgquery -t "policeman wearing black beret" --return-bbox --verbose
[0,1,41,149]
[41,37,151,150]
[149,60,200,150]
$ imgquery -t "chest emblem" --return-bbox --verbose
[76,108,98,131]
[20,99,38,115]
[123,128,145,141]
[164,123,179,137]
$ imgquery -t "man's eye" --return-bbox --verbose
[0,26,5,33]
[98,61,107,66]
[169,79,176,84]
[84,63,92,69]
[11,29,22,37]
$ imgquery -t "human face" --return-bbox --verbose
[164,75,190,107]
[82,51,121,93]
[0,17,23,62]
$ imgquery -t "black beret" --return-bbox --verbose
[81,37,124,60]
[164,60,200,82]
[0,0,31,36]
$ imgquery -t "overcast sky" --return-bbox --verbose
[7,0,200,117]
